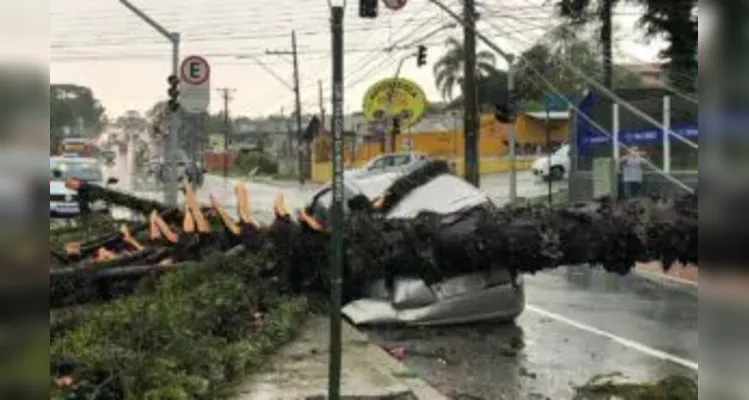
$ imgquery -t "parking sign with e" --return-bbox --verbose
[179,55,211,113]
[180,56,210,85]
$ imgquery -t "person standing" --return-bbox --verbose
[620,146,645,199]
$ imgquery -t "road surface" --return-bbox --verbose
[361,267,708,399]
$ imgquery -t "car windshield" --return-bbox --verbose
[391,154,411,166]
[553,145,569,157]
[50,160,103,182]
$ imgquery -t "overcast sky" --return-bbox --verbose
[47,0,666,119]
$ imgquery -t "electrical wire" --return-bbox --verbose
[474,12,693,192]
[478,3,699,105]
[475,2,698,151]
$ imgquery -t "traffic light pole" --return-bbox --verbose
[507,58,517,202]
[328,4,345,400]
[385,53,415,152]
[167,35,180,206]
[462,0,479,187]
[119,0,180,206]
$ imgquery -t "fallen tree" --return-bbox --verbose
[48,160,701,398]
[50,160,698,309]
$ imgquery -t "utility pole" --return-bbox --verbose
[266,31,305,183]
[319,79,326,128]
[291,31,305,184]
[329,5,345,399]
[217,88,234,181]
[463,0,480,187]
[602,0,613,88]
[507,58,518,202]
[119,0,180,206]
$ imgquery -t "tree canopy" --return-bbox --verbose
[433,33,645,112]
[555,0,698,92]
[50,84,107,138]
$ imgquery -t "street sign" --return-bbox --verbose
[179,55,211,113]
[362,78,428,129]
[383,0,407,10]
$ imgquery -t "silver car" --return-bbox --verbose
[344,152,428,180]
[308,171,525,326]
[50,157,118,218]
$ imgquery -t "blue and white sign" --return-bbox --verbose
[580,125,698,146]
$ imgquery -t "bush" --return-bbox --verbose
[50,253,308,399]
[232,151,278,176]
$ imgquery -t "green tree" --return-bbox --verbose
[513,37,645,104]
[555,0,698,92]
[49,84,106,138]
[433,37,498,101]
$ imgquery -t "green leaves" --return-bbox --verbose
[50,253,309,398]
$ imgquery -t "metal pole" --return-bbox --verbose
[222,89,230,180]
[507,58,517,202]
[384,55,412,153]
[292,31,305,184]
[546,101,552,206]
[612,103,620,163]
[663,95,671,173]
[602,0,613,89]
[463,0,479,187]
[612,103,620,198]
[165,33,180,206]
[328,5,345,400]
[119,0,180,206]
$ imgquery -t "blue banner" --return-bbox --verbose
[574,91,700,153]
[579,125,698,147]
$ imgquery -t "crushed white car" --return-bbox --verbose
[308,168,525,326]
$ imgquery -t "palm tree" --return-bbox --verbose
[433,37,498,101]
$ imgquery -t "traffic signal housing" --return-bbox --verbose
[167,74,180,112]
[494,90,518,123]
[359,0,378,18]
[416,45,427,67]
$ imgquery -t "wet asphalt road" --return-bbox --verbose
[359,268,703,399]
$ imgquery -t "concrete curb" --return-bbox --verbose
[343,322,450,400]
[632,268,698,289]
[235,316,448,400]
[633,267,749,308]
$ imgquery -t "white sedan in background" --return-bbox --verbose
[50,157,118,219]
[532,144,570,181]
[344,152,428,180]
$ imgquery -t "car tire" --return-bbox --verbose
[549,165,565,181]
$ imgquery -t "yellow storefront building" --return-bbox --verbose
[311,111,569,183]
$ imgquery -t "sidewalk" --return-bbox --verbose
[635,262,749,305]
[635,262,698,286]
[234,316,448,400]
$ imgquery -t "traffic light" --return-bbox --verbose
[167,74,180,112]
[495,90,518,123]
[359,0,378,18]
[416,45,427,67]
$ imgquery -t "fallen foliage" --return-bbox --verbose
[573,374,698,400]
[50,252,308,399]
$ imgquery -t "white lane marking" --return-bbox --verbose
[526,304,699,371]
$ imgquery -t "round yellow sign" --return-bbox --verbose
[362,78,428,129]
